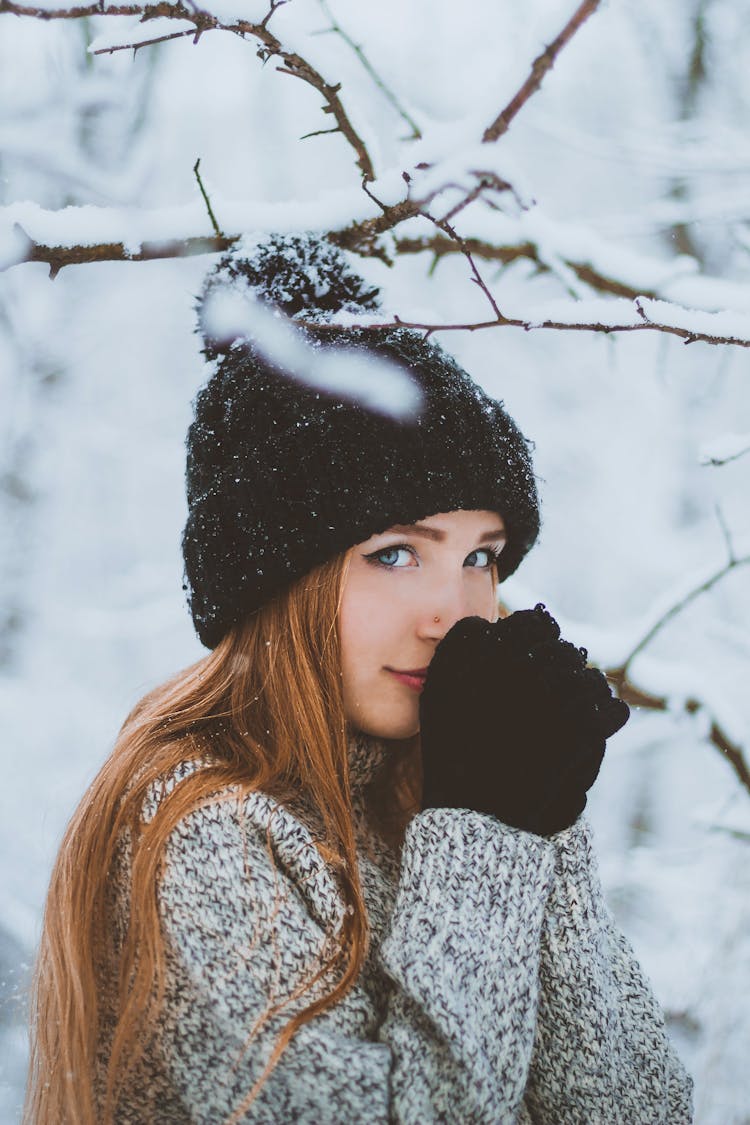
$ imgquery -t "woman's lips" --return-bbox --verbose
[387,669,427,693]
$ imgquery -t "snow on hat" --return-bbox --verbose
[182,233,541,649]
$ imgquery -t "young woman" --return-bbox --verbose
[24,235,693,1124]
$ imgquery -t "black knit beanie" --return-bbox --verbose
[183,234,541,649]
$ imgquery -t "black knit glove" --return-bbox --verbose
[418,603,630,837]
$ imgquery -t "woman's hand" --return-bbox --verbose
[418,603,630,837]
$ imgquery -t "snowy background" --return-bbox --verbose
[1,1,749,1121]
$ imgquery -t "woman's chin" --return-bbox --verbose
[350,711,419,742]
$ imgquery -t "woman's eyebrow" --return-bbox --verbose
[387,524,507,542]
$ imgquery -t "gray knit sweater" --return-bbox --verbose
[105,732,693,1124]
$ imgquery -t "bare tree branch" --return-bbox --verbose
[24,233,235,279]
[483,0,602,142]
[618,558,750,673]
[601,524,750,796]
[0,0,376,180]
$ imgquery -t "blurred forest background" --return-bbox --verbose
[1,1,749,1121]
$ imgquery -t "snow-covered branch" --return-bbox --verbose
[300,296,750,349]
[3,0,750,354]
[6,195,750,346]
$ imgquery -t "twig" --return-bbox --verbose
[260,0,287,30]
[419,207,502,320]
[714,503,736,562]
[316,0,421,140]
[617,555,750,672]
[483,0,602,142]
[193,158,223,238]
[701,443,750,467]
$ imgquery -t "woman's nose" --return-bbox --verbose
[416,582,477,640]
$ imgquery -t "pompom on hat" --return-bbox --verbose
[183,233,541,649]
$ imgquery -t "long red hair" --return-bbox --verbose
[24,545,502,1123]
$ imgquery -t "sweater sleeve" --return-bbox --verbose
[152,797,557,1124]
[523,814,694,1125]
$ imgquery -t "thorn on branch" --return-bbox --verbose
[300,126,341,140]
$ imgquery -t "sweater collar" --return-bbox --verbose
[346,728,391,797]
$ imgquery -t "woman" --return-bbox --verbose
[24,235,693,1124]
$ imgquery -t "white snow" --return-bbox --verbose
[201,283,424,418]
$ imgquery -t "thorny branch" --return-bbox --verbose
[297,307,750,349]
[0,0,376,180]
[483,0,602,142]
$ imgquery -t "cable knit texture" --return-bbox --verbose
[102,733,694,1124]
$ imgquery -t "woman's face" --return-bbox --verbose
[338,509,506,741]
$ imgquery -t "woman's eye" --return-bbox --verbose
[466,548,499,568]
[366,545,416,569]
